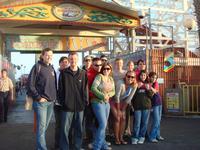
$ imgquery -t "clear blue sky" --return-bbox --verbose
[11,52,83,79]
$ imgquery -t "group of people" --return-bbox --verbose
[26,47,164,150]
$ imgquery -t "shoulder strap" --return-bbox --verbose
[35,63,41,76]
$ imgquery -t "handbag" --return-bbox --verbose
[25,95,33,110]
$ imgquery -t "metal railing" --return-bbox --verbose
[182,85,200,115]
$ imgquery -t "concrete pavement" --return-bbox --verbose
[0,92,200,150]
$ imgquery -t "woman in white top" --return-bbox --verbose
[110,70,137,145]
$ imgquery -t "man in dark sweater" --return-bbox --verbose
[58,52,88,150]
[27,48,57,150]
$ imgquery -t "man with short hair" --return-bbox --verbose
[85,58,102,142]
[82,55,93,71]
[54,56,69,150]
[0,69,13,122]
[27,48,57,150]
[59,52,88,150]
[100,54,108,65]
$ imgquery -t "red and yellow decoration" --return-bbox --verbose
[0,0,139,27]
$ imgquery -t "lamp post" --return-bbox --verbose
[138,8,152,72]
[184,17,196,58]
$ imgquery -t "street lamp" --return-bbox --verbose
[138,8,152,50]
[138,8,152,72]
[183,17,196,58]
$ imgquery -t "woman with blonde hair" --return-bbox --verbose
[110,70,137,145]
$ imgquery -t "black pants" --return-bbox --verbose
[0,91,9,122]
[84,104,98,142]
[54,105,62,148]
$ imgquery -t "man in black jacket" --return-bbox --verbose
[58,52,88,150]
[54,56,69,150]
[27,48,57,150]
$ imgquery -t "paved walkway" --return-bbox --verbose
[0,92,200,150]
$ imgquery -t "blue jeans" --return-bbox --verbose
[133,109,150,139]
[60,111,84,150]
[33,101,54,150]
[92,102,110,150]
[149,105,162,140]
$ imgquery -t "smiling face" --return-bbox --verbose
[138,61,146,70]
[127,61,134,71]
[139,72,147,82]
[59,58,69,70]
[150,75,157,83]
[125,71,136,85]
[93,59,102,72]
[42,50,53,65]
[102,65,111,76]
[69,53,78,68]
[115,59,124,70]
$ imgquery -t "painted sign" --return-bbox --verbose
[164,51,174,72]
[166,92,180,112]
[6,35,65,51]
[52,3,84,21]
[0,1,139,27]
[6,35,107,51]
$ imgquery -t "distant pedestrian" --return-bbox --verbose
[58,52,88,150]
[54,56,69,150]
[0,69,14,122]
[27,48,57,150]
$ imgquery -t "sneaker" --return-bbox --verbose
[150,139,158,143]
[157,136,164,141]
[131,138,138,144]
[106,141,111,146]
[88,143,93,149]
[104,146,112,150]
[138,137,145,144]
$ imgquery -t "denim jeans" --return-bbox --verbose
[149,105,162,140]
[33,101,54,150]
[133,109,150,139]
[92,102,110,150]
[60,111,84,150]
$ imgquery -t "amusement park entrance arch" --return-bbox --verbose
[0,0,139,66]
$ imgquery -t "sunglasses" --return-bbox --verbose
[101,59,107,61]
[103,68,111,71]
[126,75,135,79]
[94,64,102,67]
[85,59,91,62]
